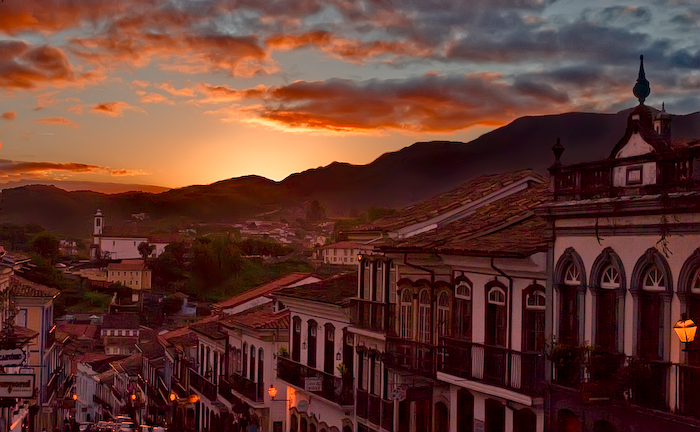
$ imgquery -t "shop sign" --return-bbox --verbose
[0,349,25,367]
[0,374,34,398]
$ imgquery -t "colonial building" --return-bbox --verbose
[537,57,700,431]
[349,170,550,432]
[272,273,357,432]
[102,313,140,355]
[321,242,374,266]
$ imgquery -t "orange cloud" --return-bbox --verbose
[0,40,101,90]
[132,80,151,88]
[139,93,173,104]
[67,104,84,115]
[34,117,79,128]
[0,159,147,182]
[1,111,16,120]
[156,82,195,97]
[90,101,145,117]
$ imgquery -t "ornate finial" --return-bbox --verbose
[552,138,564,165]
[633,55,650,105]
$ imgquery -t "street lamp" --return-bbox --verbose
[267,385,289,402]
[675,313,697,350]
[72,394,77,401]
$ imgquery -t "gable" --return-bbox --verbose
[615,132,655,159]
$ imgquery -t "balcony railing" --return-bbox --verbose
[170,376,187,399]
[189,368,217,401]
[438,338,544,396]
[551,151,698,201]
[277,356,353,406]
[384,337,436,378]
[45,325,56,350]
[678,364,700,417]
[352,299,396,335]
[356,389,394,429]
[44,372,58,403]
[219,374,264,404]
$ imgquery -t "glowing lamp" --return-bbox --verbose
[72,394,77,401]
[169,393,177,402]
[131,393,137,401]
[268,385,278,399]
[357,254,363,262]
[186,394,199,404]
[674,313,698,344]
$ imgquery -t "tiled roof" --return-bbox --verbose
[102,313,140,329]
[381,182,551,257]
[10,276,59,298]
[213,272,315,310]
[138,340,165,360]
[107,260,148,271]
[352,169,545,233]
[220,303,289,330]
[190,321,227,340]
[273,273,357,307]
[158,315,219,348]
[57,323,99,340]
[111,353,142,375]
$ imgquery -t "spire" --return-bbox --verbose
[633,55,650,105]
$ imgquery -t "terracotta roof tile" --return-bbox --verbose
[213,272,315,311]
[353,169,544,233]
[107,260,148,271]
[10,276,59,298]
[273,273,357,307]
[220,303,289,330]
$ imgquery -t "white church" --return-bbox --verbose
[90,209,169,260]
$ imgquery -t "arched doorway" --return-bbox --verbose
[513,409,536,432]
[556,409,579,432]
[435,402,449,432]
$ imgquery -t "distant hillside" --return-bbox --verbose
[2,109,699,236]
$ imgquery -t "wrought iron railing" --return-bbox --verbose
[189,368,217,401]
[438,338,544,396]
[384,337,436,378]
[45,325,56,350]
[219,374,264,403]
[277,356,353,406]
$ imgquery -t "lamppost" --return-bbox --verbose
[674,313,698,351]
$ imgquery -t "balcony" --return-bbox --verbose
[44,372,58,403]
[438,339,544,396]
[356,389,393,429]
[352,299,396,335]
[678,364,700,417]
[219,374,264,404]
[384,337,436,378]
[277,356,353,406]
[45,325,56,350]
[189,368,217,401]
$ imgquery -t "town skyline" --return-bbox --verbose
[1,0,699,189]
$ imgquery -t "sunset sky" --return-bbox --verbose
[0,0,698,190]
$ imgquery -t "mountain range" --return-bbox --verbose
[2,108,699,237]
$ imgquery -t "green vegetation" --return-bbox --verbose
[150,234,313,302]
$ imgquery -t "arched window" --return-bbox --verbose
[486,284,507,347]
[558,258,584,346]
[437,291,450,337]
[632,248,672,362]
[324,323,335,374]
[455,280,472,340]
[591,248,626,354]
[308,320,318,368]
[257,348,264,386]
[643,265,665,291]
[418,290,431,343]
[400,289,413,339]
[523,286,545,352]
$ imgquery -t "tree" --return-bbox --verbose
[305,200,326,222]
[138,242,156,263]
[29,232,60,264]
